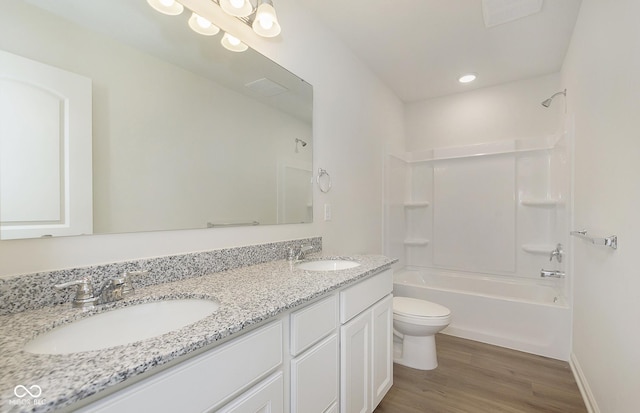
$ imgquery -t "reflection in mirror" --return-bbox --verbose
[0,0,313,240]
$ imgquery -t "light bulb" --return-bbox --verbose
[196,16,211,29]
[259,15,274,30]
[219,0,253,17]
[147,0,184,16]
[188,12,220,36]
[252,1,281,37]
[221,32,248,52]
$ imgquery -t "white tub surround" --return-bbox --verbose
[0,247,396,412]
[385,134,571,284]
[393,269,571,360]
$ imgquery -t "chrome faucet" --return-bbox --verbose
[549,243,563,263]
[297,245,314,260]
[288,245,314,262]
[96,277,127,304]
[55,271,147,308]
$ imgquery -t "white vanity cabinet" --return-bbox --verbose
[339,269,394,413]
[77,268,393,413]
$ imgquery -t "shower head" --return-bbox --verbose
[295,138,308,153]
[541,89,567,107]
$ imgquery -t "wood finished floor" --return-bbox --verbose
[374,334,587,413]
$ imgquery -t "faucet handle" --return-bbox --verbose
[549,243,564,263]
[120,270,149,297]
[55,277,96,308]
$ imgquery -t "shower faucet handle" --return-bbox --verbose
[549,243,563,263]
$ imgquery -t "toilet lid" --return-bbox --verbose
[393,297,450,318]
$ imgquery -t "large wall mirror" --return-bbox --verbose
[0,0,313,240]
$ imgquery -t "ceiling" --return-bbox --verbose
[295,0,582,102]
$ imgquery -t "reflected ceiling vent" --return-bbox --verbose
[244,77,288,97]
[482,0,543,28]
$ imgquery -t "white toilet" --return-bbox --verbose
[392,296,451,370]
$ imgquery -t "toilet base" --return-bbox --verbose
[393,334,438,370]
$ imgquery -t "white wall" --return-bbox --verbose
[561,1,640,412]
[405,73,562,151]
[0,0,404,277]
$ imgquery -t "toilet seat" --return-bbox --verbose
[393,297,450,318]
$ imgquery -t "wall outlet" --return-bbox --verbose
[324,203,332,221]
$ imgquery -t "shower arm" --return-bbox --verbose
[541,88,567,107]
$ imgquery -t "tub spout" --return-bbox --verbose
[540,269,565,278]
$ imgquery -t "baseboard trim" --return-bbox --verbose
[441,326,569,361]
[569,352,599,413]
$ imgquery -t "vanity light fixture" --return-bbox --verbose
[221,32,249,52]
[146,0,184,16]
[458,73,477,83]
[147,0,283,53]
[188,13,221,36]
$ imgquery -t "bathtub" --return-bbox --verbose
[393,268,571,360]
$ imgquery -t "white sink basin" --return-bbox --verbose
[24,299,219,355]
[296,259,361,271]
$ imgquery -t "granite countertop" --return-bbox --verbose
[0,255,395,413]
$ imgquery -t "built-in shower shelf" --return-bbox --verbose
[404,238,430,246]
[520,198,562,207]
[521,244,556,254]
[404,201,430,208]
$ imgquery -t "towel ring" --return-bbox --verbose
[317,168,331,193]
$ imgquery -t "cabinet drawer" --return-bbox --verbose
[217,372,284,413]
[290,294,338,356]
[81,321,283,413]
[340,269,393,323]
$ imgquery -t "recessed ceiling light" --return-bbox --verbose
[458,73,477,83]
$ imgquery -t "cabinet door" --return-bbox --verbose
[291,334,339,413]
[370,294,393,409]
[340,310,370,413]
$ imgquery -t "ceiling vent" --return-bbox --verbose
[482,0,543,28]
[244,78,288,97]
